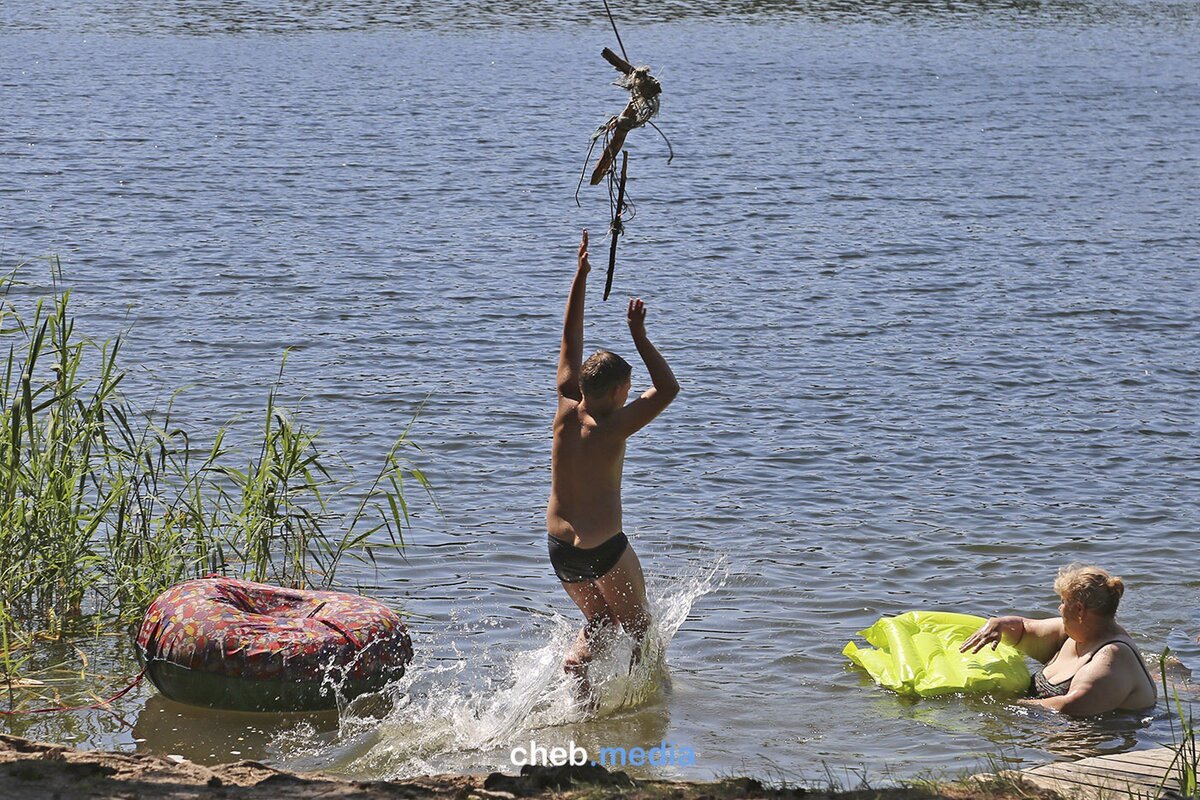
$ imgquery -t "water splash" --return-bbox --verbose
[273,558,726,779]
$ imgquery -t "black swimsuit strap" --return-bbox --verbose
[1042,638,1153,686]
[1088,639,1156,688]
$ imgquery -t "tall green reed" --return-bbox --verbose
[0,260,432,672]
[1159,648,1199,798]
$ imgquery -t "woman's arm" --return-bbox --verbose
[960,615,1066,664]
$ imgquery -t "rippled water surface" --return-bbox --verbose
[2,0,1199,783]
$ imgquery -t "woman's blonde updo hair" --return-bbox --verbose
[1053,564,1125,617]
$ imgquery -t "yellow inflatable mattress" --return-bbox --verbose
[844,611,1030,698]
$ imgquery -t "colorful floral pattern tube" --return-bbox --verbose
[136,577,412,710]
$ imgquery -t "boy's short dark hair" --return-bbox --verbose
[581,350,632,399]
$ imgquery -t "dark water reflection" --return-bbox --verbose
[132,694,340,764]
[3,0,1200,33]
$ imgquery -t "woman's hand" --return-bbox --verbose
[960,616,1024,654]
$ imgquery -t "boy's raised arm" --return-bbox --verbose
[609,298,679,437]
[557,230,590,400]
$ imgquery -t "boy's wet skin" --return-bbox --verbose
[547,229,680,696]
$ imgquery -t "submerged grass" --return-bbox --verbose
[0,259,433,681]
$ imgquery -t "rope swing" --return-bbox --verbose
[575,0,673,300]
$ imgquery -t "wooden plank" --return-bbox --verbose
[1027,747,1175,775]
[1022,777,1158,800]
[1032,757,1173,782]
[1021,770,1162,799]
[1032,765,1165,791]
[1091,749,1177,768]
[1014,747,1181,800]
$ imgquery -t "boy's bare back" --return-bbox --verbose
[548,394,628,548]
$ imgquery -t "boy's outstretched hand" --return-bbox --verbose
[627,297,647,337]
[578,229,590,273]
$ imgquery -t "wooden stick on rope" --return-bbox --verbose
[592,113,636,186]
[590,48,637,186]
[604,151,630,301]
[601,46,634,75]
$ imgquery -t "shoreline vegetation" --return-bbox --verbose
[0,259,433,694]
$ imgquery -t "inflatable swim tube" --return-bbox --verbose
[843,611,1030,698]
[136,577,412,712]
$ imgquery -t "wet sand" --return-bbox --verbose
[0,733,1062,800]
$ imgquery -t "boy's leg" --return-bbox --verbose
[594,545,651,661]
[560,579,617,689]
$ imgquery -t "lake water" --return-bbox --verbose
[2,0,1199,784]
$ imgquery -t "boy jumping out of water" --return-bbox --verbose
[547,229,680,693]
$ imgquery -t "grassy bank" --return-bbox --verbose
[0,259,432,681]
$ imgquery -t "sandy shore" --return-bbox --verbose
[0,734,1059,800]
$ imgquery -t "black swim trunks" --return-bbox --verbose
[547,532,629,583]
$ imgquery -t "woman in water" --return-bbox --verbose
[960,564,1157,715]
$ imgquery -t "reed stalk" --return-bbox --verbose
[1158,648,1198,798]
